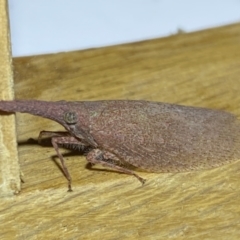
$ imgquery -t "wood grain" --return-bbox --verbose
[0,0,20,196]
[1,23,240,239]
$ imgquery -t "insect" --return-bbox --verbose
[0,100,240,191]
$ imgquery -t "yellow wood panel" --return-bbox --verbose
[0,0,20,196]
[1,23,240,239]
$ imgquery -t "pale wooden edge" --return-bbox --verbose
[0,0,21,196]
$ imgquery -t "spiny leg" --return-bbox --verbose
[86,149,146,184]
[39,130,91,152]
[38,131,71,144]
[51,136,88,191]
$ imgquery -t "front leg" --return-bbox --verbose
[38,130,71,144]
[48,135,89,191]
[38,130,91,152]
[86,149,146,184]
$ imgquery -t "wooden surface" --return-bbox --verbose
[1,23,240,239]
[0,0,20,196]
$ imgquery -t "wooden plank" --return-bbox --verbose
[1,23,240,239]
[0,0,20,196]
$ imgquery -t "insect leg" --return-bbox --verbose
[51,136,86,191]
[38,130,70,144]
[86,149,146,184]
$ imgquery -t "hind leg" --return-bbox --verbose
[86,149,146,184]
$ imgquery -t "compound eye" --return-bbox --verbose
[64,111,78,124]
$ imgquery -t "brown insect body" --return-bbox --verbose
[86,101,240,171]
[1,100,240,190]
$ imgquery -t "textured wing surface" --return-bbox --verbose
[86,101,240,172]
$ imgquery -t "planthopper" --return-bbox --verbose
[0,99,240,191]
